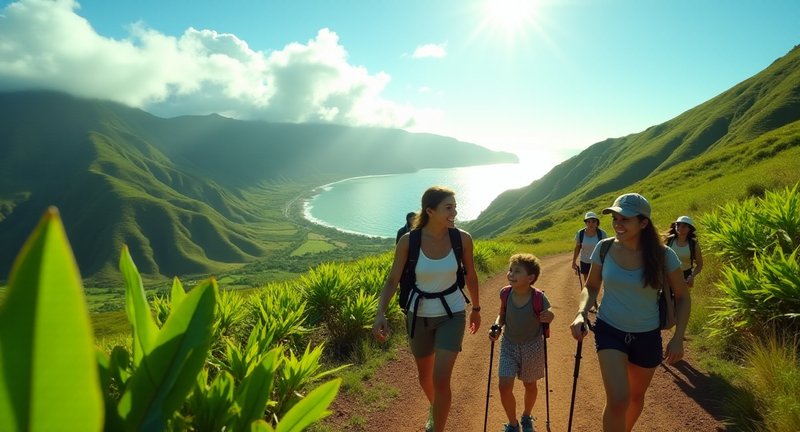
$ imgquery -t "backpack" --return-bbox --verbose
[398,228,469,337]
[596,238,676,330]
[579,227,606,244]
[499,285,549,338]
[666,236,696,267]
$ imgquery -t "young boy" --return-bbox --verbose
[489,253,554,432]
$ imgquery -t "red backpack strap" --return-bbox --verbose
[531,288,550,338]
[499,285,512,319]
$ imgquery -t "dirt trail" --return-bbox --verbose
[345,252,729,431]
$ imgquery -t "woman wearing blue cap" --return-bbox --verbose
[569,193,691,432]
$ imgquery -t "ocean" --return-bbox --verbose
[303,163,541,238]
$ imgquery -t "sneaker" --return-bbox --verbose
[502,423,520,432]
[424,407,433,432]
[520,415,536,432]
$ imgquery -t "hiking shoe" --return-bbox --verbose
[424,407,433,432]
[520,414,536,432]
[502,423,520,432]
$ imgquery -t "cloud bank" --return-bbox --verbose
[0,0,419,128]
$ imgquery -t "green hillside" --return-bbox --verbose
[0,91,516,282]
[467,44,800,238]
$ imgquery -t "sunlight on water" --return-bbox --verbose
[303,162,548,238]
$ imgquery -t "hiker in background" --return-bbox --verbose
[489,253,554,432]
[569,193,691,432]
[396,211,417,243]
[664,216,704,287]
[571,211,606,312]
[373,186,481,432]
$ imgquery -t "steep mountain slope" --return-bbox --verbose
[468,45,800,237]
[0,91,516,280]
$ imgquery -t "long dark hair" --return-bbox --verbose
[639,215,665,290]
[415,186,455,229]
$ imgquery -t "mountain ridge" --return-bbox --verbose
[0,91,516,281]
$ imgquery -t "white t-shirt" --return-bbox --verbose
[667,239,693,271]
[409,249,466,317]
[574,229,605,263]
[591,244,681,332]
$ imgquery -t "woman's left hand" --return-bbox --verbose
[664,336,685,364]
[469,309,481,334]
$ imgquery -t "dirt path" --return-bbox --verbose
[338,252,728,431]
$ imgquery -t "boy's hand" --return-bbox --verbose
[539,310,555,323]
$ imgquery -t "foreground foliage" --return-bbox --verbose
[0,208,340,431]
[701,184,800,430]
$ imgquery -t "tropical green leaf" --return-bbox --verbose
[232,349,281,430]
[0,208,102,431]
[250,419,275,432]
[274,379,341,432]
[171,277,186,306]
[118,278,217,430]
[120,246,158,365]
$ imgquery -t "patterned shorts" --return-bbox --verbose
[498,336,545,383]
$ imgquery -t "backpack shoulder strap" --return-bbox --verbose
[532,287,544,315]
[407,229,422,268]
[688,237,696,265]
[448,228,467,289]
[578,228,585,244]
[448,228,463,263]
[598,228,606,240]
[499,285,512,317]
[598,237,615,265]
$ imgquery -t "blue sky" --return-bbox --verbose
[1,0,798,174]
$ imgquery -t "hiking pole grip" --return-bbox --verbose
[484,324,500,432]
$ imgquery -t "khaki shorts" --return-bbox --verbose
[406,311,466,357]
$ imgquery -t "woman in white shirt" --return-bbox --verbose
[664,216,704,287]
[373,186,481,432]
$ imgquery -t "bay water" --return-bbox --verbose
[303,163,541,238]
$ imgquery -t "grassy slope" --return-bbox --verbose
[467,45,800,238]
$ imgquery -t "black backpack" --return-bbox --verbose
[398,228,468,337]
[579,228,606,244]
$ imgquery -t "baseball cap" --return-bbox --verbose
[602,193,651,218]
[584,211,599,221]
[674,215,694,228]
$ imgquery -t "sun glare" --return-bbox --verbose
[485,0,538,32]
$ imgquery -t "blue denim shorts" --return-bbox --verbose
[593,319,662,368]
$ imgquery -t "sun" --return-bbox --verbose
[485,0,538,32]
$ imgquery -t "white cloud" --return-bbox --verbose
[0,0,421,128]
[412,43,447,59]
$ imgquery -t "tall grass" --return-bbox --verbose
[699,184,800,431]
[703,184,800,343]
[740,332,800,431]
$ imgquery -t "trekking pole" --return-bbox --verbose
[484,324,500,432]
[567,323,584,432]
[542,322,551,432]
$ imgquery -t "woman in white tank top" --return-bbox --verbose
[373,186,481,432]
